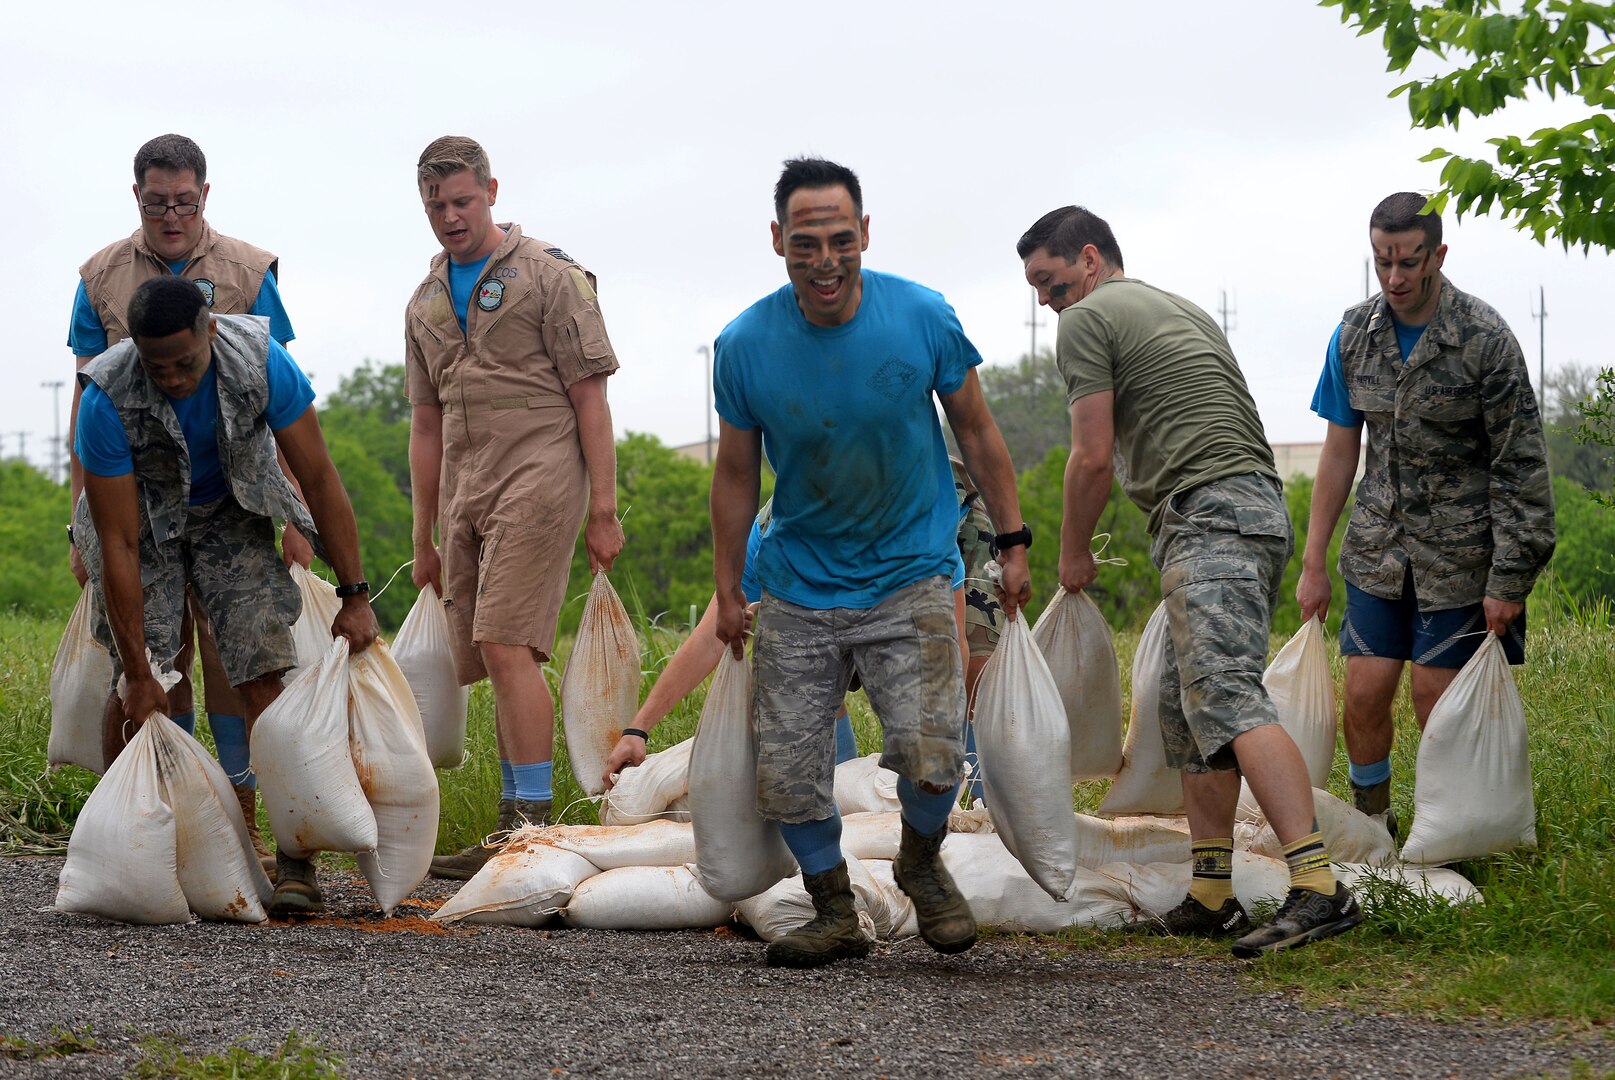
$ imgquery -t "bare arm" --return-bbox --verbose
[566,371,624,573]
[275,407,378,652]
[274,443,315,568]
[1297,421,1361,622]
[940,370,1031,617]
[1059,391,1115,592]
[711,420,762,659]
[409,403,444,593]
[67,362,92,586]
[82,472,168,724]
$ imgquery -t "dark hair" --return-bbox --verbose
[134,134,207,188]
[128,276,209,340]
[1370,192,1442,248]
[774,158,863,223]
[1016,206,1124,271]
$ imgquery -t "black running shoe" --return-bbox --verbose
[1140,894,1250,937]
[1231,883,1363,958]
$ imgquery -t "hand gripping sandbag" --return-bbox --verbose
[560,572,641,798]
[349,642,441,915]
[393,583,470,768]
[287,564,341,673]
[600,739,693,826]
[1097,603,1186,816]
[1032,587,1125,780]
[252,637,378,859]
[971,617,1079,900]
[1401,634,1536,865]
[687,650,795,902]
[47,588,115,774]
[1236,615,1339,818]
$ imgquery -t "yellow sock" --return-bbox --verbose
[1187,838,1235,908]
[1283,830,1338,895]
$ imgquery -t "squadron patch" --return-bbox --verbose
[192,279,216,307]
[477,279,505,311]
[544,247,575,263]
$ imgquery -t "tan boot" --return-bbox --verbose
[233,784,276,880]
[765,861,872,968]
[429,798,551,881]
[894,818,977,954]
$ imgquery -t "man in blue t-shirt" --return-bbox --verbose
[710,157,1031,969]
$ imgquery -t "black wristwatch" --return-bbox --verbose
[335,580,371,599]
[991,522,1033,557]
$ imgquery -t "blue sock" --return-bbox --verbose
[169,710,196,737]
[511,760,553,802]
[777,813,845,876]
[1349,757,1392,788]
[833,709,858,765]
[499,760,517,800]
[898,776,959,837]
[209,713,252,786]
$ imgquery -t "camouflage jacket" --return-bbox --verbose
[72,315,321,575]
[1338,276,1555,608]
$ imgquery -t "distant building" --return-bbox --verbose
[671,436,720,464]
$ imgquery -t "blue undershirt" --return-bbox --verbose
[1311,317,1428,427]
[447,254,493,333]
[68,264,295,357]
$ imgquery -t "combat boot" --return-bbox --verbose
[269,851,324,916]
[1351,777,1399,840]
[893,818,976,954]
[234,784,275,879]
[764,861,872,968]
[428,798,551,881]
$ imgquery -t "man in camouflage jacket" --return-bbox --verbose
[1298,192,1555,831]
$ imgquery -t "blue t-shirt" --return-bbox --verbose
[1310,318,1428,427]
[447,254,493,333]
[740,500,966,604]
[714,270,981,609]
[75,337,316,505]
[68,265,295,357]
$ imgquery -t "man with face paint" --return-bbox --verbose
[712,157,1030,969]
[1299,192,1555,835]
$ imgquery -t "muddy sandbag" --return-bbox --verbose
[1073,812,1191,868]
[939,833,1131,932]
[47,588,115,775]
[1335,862,1481,908]
[539,820,697,871]
[562,865,731,930]
[432,833,597,927]
[840,812,901,861]
[733,856,895,941]
[1032,587,1124,780]
[1242,788,1396,867]
[287,564,340,673]
[1088,852,1292,926]
[601,739,693,826]
[833,753,901,815]
[160,716,274,921]
[560,572,641,798]
[1236,616,1338,818]
[1097,603,1185,817]
[392,583,469,769]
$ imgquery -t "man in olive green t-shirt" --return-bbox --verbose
[1016,205,1362,959]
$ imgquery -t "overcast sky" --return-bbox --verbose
[4,0,1609,481]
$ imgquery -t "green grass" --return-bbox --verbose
[127,1032,344,1079]
[0,1024,96,1061]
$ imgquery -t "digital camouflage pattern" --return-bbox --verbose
[1150,473,1293,773]
[1338,277,1555,609]
[950,457,1002,658]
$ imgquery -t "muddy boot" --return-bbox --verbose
[1351,778,1399,840]
[894,818,977,955]
[269,852,323,916]
[765,861,872,969]
[233,784,275,880]
[429,798,550,881]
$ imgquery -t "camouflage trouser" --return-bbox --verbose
[90,496,302,690]
[1150,472,1293,773]
[957,498,1002,660]
[753,575,965,823]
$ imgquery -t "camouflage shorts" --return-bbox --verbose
[1150,473,1293,773]
[90,497,301,689]
[957,498,1002,659]
[753,575,965,823]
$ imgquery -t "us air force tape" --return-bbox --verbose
[477,279,504,311]
[193,279,216,306]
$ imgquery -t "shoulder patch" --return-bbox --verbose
[568,267,596,301]
[544,247,575,263]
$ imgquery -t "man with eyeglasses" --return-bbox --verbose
[66,133,306,878]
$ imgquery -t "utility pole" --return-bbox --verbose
[1217,289,1238,336]
[41,379,65,484]
[696,344,713,465]
[1026,292,1044,360]
[7,431,27,465]
[1530,286,1547,402]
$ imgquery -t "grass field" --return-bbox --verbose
[3,598,1612,1027]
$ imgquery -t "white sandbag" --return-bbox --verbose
[1235,616,1338,818]
[47,588,114,775]
[862,860,919,939]
[1088,852,1293,925]
[841,812,901,861]
[1032,587,1124,780]
[156,716,273,922]
[392,584,470,769]
[350,642,441,915]
[1401,634,1536,865]
[560,572,641,798]
[539,820,698,871]
[1243,788,1397,867]
[252,638,377,859]
[732,856,892,941]
[687,650,795,902]
[1074,812,1191,868]
[1336,862,1481,908]
[947,805,996,834]
[55,715,190,926]
[562,864,731,930]
[833,754,902,815]
[287,564,340,671]
[970,617,1078,900]
[432,835,597,927]
[600,739,693,826]
[1097,603,1185,816]
[939,832,1132,932]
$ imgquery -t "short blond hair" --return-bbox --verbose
[417,136,491,188]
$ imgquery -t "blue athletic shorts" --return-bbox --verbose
[1340,570,1525,668]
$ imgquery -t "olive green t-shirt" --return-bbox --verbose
[1056,277,1276,534]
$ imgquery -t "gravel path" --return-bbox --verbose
[1,856,1609,1079]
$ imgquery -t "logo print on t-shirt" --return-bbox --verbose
[477,279,505,311]
[192,279,216,307]
[867,357,918,403]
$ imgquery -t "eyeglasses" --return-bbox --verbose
[140,201,202,219]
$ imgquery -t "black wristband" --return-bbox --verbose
[66,524,75,546]
[622,728,650,741]
[334,580,370,598]
[991,522,1033,557]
